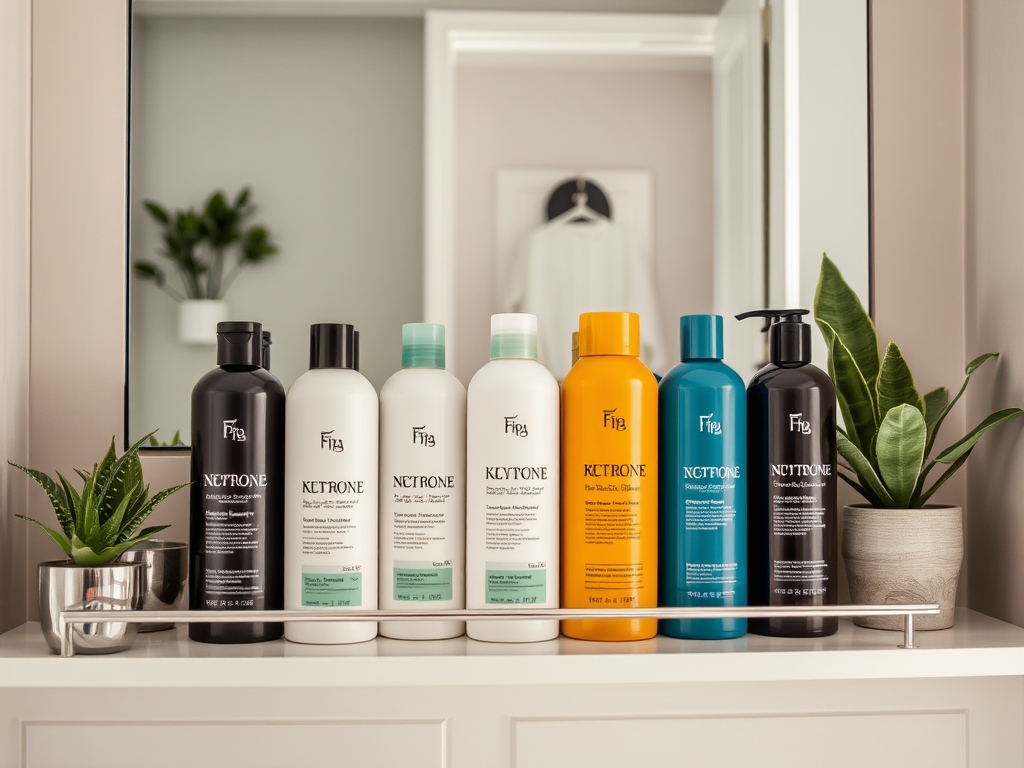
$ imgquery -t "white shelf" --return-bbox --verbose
[2,608,1023,689]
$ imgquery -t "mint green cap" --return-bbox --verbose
[402,323,446,368]
[490,313,538,360]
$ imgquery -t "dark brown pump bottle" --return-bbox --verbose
[736,310,838,637]
[190,321,285,643]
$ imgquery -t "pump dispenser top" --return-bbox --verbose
[735,309,811,366]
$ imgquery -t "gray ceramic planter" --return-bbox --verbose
[842,505,963,630]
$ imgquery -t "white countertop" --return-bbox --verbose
[2,608,1023,688]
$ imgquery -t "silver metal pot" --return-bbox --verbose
[119,540,188,631]
[38,560,146,654]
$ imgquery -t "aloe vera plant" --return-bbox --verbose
[9,433,189,566]
[813,255,1024,508]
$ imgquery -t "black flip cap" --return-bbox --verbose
[217,322,262,366]
[353,330,361,372]
[310,323,356,370]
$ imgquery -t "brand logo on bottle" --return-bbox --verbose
[412,425,436,448]
[683,466,740,479]
[393,475,456,488]
[770,464,832,477]
[321,430,344,452]
[302,480,365,493]
[485,466,548,480]
[789,413,812,435]
[204,473,267,487]
[699,414,723,435]
[222,419,246,441]
[583,463,646,477]
[504,415,528,437]
[603,408,626,431]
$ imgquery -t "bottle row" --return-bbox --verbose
[189,309,837,646]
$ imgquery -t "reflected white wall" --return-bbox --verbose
[129,16,424,442]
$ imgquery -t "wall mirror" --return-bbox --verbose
[126,0,869,449]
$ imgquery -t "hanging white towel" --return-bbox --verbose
[503,217,668,381]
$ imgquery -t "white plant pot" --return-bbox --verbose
[178,299,229,345]
[842,504,963,630]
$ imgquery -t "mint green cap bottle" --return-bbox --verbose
[490,313,538,360]
[401,323,446,368]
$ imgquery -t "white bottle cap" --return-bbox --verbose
[490,313,538,335]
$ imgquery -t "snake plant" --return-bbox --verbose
[813,255,1024,508]
[10,432,189,566]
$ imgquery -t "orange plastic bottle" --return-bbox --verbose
[561,312,659,641]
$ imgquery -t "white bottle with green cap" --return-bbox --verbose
[378,323,467,639]
[466,313,560,642]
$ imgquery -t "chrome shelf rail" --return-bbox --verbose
[58,604,939,657]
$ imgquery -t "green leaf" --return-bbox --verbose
[55,472,82,537]
[876,341,924,417]
[821,324,877,454]
[8,462,73,538]
[934,407,1024,465]
[97,482,141,549]
[837,470,883,506]
[837,432,896,507]
[924,353,999,460]
[923,387,949,445]
[94,432,153,526]
[915,447,973,507]
[143,200,170,225]
[119,482,190,541]
[814,254,880,407]
[15,515,72,558]
[874,404,927,508]
[72,526,173,566]
[133,261,166,285]
[78,472,99,541]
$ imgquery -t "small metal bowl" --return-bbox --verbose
[120,540,188,631]
[38,561,145,654]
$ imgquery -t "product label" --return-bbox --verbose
[288,414,376,614]
[682,463,740,598]
[485,562,546,604]
[200,482,265,608]
[562,391,657,614]
[393,560,453,601]
[301,565,362,607]
[765,393,836,605]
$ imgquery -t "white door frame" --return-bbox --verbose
[423,10,717,368]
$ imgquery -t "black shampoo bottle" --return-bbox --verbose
[190,321,285,643]
[736,310,837,637]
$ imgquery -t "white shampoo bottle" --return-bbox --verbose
[379,323,466,639]
[466,314,560,642]
[284,323,378,644]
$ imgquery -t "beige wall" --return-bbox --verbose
[0,0,31,632]
[963,0,1024,626]
[26,0,138,619]
[453,66,713,385]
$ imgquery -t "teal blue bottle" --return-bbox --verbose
[659,315,747,639]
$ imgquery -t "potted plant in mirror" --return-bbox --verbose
[10,432,189,653]
[133,187,278,344]
[814,255,1024,630]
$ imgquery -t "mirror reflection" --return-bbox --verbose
[127,0,868,448]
